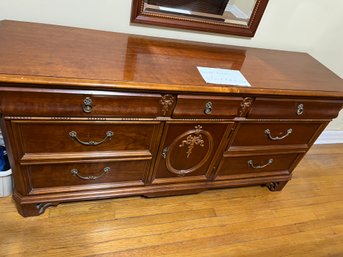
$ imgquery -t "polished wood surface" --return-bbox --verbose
[0,20,343,97]
[0,144,342,256]
[28,160,148,188]
[249,98,343,119]
[173,95,243,118]
[230,121,323,147]
[217,152,300,176]
[15,121,160,154]
[0,21,342,217]
[0,90,167,117]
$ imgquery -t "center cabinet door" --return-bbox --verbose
[151,121,233,183]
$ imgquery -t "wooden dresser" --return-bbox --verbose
[0,21,342,217]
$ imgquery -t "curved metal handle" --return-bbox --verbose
[161,146,169,159]
[248,159,273,169]
[297,104,304,115]
[69,131,113,146]
[71,167,110,180]
[265,128,293,141]
[82,97,93,113]
[204,101,213,115]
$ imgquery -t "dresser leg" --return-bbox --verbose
[265,181,288,192]
[15,202,59,217]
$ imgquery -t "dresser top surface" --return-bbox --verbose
[0,20,342,97]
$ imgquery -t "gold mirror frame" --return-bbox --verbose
[131,0,269,37]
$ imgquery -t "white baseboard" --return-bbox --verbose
[315,130,343,144]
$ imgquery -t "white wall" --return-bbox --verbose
[0,0,342,129]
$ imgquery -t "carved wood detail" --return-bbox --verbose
[165,125,214,176]
[179,125,205,158]
[239,97,254,117]
[160,94,175,116]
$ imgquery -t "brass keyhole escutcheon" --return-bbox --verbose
[296,103,304,115]
[204,101,213,115]
[82,97,93,113]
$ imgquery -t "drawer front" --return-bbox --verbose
[230,122,324,148]
[14,121,161,154]
[27,160,148,189]
[173,95,244,118]
[1,91,172,117]
[248,98,343,119]
[216,153,301,178]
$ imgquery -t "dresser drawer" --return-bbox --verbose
[13,121,161,155]
[229,121,324,148]
[1,90,172,117]
[173,95,243,118]
[215,152,301,179]
[248,98,343,119]
[27,160,149,190]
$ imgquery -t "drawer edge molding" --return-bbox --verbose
[224,147,307,156]
[216,170,290,181]
[20,150,152,165]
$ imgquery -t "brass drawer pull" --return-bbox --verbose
[161,146,169,159]
[71,167,110,180]
[265,128,292,141]
[248,159,273,169]
[69,131,113,146]
[204,101,213,115]
[297,104,304,115]
[82,97,93,113]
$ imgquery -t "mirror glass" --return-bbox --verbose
[143,0,257,26]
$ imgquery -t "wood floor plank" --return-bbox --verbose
[0,144,342,256]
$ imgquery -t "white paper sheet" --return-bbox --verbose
[197,67,251,87]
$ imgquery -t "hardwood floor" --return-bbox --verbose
[0,144,342,257]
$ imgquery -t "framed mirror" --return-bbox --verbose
[131,0,269,37]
